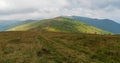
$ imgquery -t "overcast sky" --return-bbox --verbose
[0,0,120,23]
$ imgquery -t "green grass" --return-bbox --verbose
[7,17,112,34]
[0,31,119,63]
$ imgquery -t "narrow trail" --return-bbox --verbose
[37,34,92,63]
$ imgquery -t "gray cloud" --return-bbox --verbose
[0,0,120,23]
[0,8,37,15]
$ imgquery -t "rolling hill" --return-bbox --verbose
[68,16,120,34]
[0,31,119,63]
[7,17,111,34]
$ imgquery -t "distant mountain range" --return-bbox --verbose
[0,20,34,31]
[68,16,120,34]
[7,17,111,34]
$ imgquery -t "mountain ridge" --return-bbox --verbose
[7,17,112,34]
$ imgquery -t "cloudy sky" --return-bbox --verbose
[0,0,120,23]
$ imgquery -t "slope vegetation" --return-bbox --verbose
[7,17,111,34]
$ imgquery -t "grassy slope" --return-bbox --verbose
[7,17,111,34]
[0,31,119,63]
